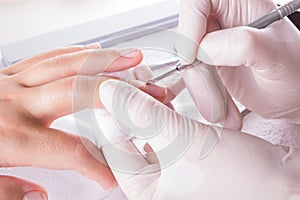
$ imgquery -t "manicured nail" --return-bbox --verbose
[134,66,153,82]
[119,48,140,58]
[23,191,47,200]
[145,85,167,98]
[85,42,101,49]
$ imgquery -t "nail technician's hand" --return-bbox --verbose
[99,79,299,200]
[0,44,144,199]
[177,0,300,124]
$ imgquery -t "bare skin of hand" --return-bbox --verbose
[0,44,149,199]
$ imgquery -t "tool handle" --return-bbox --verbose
[248,0,300,29]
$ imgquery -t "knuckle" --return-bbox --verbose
[47,53,86,76]
[68,76,78,92]
[51,54,73,69]
[0,78,23,101]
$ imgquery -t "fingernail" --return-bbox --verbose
[23,191,47,200]
[134,66,153,82]
[85,42,101,49]
[145,85,167,98]
[119,48,140,58]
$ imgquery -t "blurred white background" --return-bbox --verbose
[0,0,169,46]
[0,0,292,46]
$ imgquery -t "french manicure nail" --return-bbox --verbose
[119,48,140,58]
[23,191,47,200]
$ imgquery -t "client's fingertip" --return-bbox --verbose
[133,65,153,82]
[119,48,142,59]
[175,33,198,63]
[23,191,47,200]
[223,108,243,130]
[98,172,118,192]
[0,176,48,200]
[105,48,143,73]
[144,84,167,98]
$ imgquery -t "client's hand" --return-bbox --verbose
[0,44,144,199]
[99,79,299,200]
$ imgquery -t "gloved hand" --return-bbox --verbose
[99,79,300,200]
[177,0,300,124]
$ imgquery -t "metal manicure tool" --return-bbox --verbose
[146,0,300,85]
[147,59,200,85]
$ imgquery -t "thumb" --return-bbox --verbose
[197,26,262,67]
[99,79,205,167]
[181,62,227,124]
[176,0,211,63]
[180,62,242,129]
[0,176,47,200]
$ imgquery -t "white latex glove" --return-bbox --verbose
[177,0,300,124]
[99,79,300,200]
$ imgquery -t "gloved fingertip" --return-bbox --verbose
[175,34,198,63]
[196,46,214,65]
[181,64,227,124]
[99,79,119,113]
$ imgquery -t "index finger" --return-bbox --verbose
[177,0,212,62]
[15,48,143,87]
[2,44,100,75]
